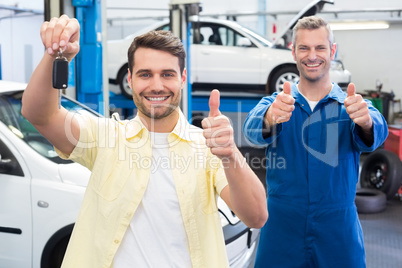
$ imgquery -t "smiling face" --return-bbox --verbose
[128,47,186,130]
[292,26,337,84]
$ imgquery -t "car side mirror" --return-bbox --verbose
[237,37,252,47]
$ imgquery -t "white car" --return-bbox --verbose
[108,17,351,99]
[0,80,259,268]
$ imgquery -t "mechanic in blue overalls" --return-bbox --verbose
[243,16,388,267]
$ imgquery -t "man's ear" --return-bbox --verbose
[331,43,337,60]
[181,68,187,88]
[127,68,132,88]
[292,45,296,61]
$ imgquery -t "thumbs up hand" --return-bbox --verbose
[344,83,373,131]
[202,89,235,159]
[265,81,295,126]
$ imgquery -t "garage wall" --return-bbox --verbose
[0,13,43,83]
[334,25,402,97]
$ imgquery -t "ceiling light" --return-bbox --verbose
[330,21,389,31]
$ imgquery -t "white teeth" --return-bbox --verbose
[307,63,320,67]
[146,96,168,101]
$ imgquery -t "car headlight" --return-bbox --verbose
[331,60,344,71]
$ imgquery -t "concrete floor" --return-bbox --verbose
[360,197,402,268]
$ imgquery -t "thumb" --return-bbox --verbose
[283,81,292,95]
[347,83,355,97]
[209,89,221,117]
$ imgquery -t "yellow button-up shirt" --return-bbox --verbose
[58,110,229,268]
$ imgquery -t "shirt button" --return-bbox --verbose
[114,240,120,244]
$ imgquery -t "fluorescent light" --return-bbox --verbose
[330,21,389,31]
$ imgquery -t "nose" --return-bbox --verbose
[150,75,164,90]
[308,49,317,61]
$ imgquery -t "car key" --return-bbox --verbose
[52,49,69,109]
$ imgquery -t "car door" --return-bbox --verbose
[0,132,32,268]
[191,22,261,89]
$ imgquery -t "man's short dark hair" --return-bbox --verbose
[127,30,186,74]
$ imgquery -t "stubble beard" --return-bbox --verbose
[133,91,181,120]
[297,61,328,83]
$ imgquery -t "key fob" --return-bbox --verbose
[52,57,69,89]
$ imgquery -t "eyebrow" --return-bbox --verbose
[296,44,328,49]
[135,69,178,75]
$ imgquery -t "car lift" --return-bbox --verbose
[46,0,263,119]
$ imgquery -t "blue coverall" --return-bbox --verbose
[243,83,388,268]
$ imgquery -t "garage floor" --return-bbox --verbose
[241,147,402,268]
[359,196,402,268]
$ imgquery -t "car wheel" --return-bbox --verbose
[117,68,133,99]
[268,66,299,94]
[355,188,387,214]
[360,149,402,200]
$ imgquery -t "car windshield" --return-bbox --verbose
[0,91,100,164]
[156,20,273,47]
[239,26,273,47]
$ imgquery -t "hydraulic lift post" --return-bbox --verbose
[169,0,201,121]
[71,0,106,114]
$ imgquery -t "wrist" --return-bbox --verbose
[264,106,275,127]
[221,147,244,168]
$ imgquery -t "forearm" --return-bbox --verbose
[222,147,268,228]
[21,53,60,125]
[357,125,374,147]
[262,106,277,138]
[243,102,273,145]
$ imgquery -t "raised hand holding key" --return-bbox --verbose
[21,14,81,156]
[41,15,80,60]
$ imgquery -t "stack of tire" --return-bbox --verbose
[357,149,402,214]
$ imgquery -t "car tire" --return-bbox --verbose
[355,188,387,214]
[268,66,299,94]
[360,149,402,200]
[117,67,132,99]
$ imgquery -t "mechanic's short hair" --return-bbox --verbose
[292,16,334,47]
[127,30,186,74]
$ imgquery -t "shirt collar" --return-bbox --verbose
[292,82,346,106]
[121,109,198,142]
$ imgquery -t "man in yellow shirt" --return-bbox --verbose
[22,15,267,267]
